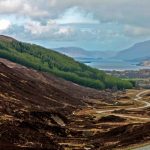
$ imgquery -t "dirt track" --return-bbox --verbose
[96,90,150,121]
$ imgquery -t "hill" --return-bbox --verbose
[0,35,132,89]
[115,40,150,61]
[0,58,110,101]
[0,60,104,150]
[0,59,150,150]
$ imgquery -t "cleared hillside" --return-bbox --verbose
[0,60,150,150]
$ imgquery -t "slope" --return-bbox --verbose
[0,35,132,89]
[0,59,150,150]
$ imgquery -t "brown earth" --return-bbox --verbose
[0,59,150,150]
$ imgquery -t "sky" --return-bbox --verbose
[0,0,150,51]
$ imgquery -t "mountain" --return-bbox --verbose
[0,35,132,89]
[115,40,150,61]
[54,47,117,59]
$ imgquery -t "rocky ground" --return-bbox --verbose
[0,59,150,150]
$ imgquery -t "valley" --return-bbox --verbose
[0,58,150,150]
[0,1,149,150]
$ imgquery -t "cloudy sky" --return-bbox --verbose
[0,0,150,51]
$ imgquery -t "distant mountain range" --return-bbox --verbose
[54,47,117,59]
[115,40,150,61]
[54,40,150,64]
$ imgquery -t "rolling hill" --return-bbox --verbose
[0,35,132,89]
[0,59,107,150]
[0,59,150,150]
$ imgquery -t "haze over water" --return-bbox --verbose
[77,58,150,71]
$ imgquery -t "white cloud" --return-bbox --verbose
[0,0,48,18]
[24,20,57,35]
[0,19,11,31]
[54,7,99,24]
[0,0,149,50]
[21,3,49,18]
[0,0,22,13]
[0,0,149,27]
[56,28,74,35]
[23,20,102,41]
[45,0,150,27]
[124,25,150,37]
[24,20,76,40]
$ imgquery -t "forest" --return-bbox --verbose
[0,38,133,90]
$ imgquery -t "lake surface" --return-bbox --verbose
[76,58,150,71]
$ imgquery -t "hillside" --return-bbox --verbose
[0,58,110,101]
[0,35,132,89]
[0,60,98,150]
[1,59,150,150]
[115,40,150,61]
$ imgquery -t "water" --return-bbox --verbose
[76,58,150,71]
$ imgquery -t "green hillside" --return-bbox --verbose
[0,35,133,89]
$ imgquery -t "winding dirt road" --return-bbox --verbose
[97,90,150,120]
[130,90,150,110]
[97,90,150,149]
